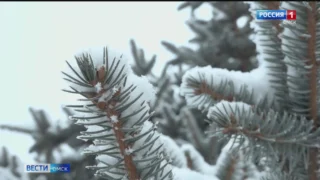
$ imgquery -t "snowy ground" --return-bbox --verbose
[0,2,212,164]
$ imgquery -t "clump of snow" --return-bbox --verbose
[110,115,118,123]
[112,85,119,95]
[160,135,187,168]
[180,64,275,110]
[95,82,103,93]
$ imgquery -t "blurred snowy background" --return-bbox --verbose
[0,2,212,164]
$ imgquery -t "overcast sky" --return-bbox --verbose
[0,2,212,163]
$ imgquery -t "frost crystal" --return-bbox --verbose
[110,115,118,123]
[95,82,103,92]
[112,86,119,95]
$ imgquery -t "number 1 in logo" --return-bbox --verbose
[287,10,296,20]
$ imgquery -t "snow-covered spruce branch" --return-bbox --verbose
[206,101,320,171]
[161,133,262,180]
[212,138,261,180]
[165,134,262,180]
[180,65,275,112]
[62,47,173,180]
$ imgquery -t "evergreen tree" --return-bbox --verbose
[2,1,320,180]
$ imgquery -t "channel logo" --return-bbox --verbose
[24,164,71,173]
[256,10,296,20]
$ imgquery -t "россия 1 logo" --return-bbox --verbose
[256,9,296,21]
[24,164,71,173]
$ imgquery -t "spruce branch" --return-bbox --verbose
[180,66,273,112]
[130,39,156,77]
[63,46,172,180]
[206,101,320,174]
[158,103,186,140]
[0,124,34,135]
[160,41,205,77]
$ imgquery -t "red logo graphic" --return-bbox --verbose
[287,10,296,20]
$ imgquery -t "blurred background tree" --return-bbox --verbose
[131,1,256,165]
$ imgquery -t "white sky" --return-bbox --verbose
[0,2,212,163]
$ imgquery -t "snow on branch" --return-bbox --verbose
[180,65,275,112]
[180,144,216,176]
[62,46,172,180]
[206,101,320,172]
[213,138,262,180]
[247,2,288,110]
